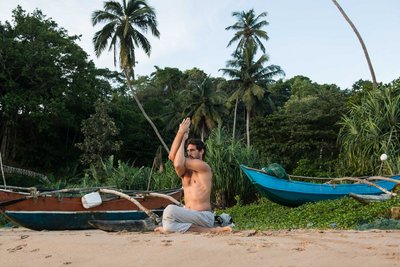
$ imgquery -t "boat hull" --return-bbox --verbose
[0,188,181,230]
[240,165,400,206]
[4,210,163,230]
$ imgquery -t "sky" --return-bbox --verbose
[1,0,399,89]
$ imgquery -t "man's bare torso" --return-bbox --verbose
[182,168,212,211]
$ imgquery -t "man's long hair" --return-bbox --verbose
[186,138,206,159]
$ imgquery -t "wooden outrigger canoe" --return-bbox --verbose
[0,186,181,230]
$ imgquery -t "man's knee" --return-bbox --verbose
[162,204,179,221]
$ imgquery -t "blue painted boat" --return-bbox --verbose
[240,165,400,206]
[0,187,181,230]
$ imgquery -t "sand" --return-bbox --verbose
[1,228,399,267]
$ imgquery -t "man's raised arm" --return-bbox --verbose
[168,118,190,176]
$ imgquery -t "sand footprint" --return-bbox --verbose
[7,244,27,252]
[161,239,173,246]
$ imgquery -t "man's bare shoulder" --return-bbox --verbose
[185,158,211,173]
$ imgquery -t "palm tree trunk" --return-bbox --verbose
[123,69,170,153]
[232,97,238,141]
[246,109,250,147]
[332,0,377,89]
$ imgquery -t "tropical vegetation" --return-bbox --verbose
[0,3,399,229]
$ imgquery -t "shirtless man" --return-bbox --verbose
[154,118,232,233]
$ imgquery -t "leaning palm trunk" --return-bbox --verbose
[232,97,238,141]
[124,69,170,154]
[201,126,205,142]
[246,109,250,147]
[332,0,377,89]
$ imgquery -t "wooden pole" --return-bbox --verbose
[0,153,6,188]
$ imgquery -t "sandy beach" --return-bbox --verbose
[1,228,399,267]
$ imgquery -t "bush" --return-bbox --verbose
[206,127,261,208]
[224,196,400,230]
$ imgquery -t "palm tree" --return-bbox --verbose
[331,0,377,89]
[182,77,227,141]
[224,9,272,142]
[220,43,284,147]
[92,0,170,153]
[225,9,269,53]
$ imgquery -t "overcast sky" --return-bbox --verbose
[1,0,399,89]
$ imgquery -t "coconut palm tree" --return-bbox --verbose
[92,0,170,153]
[225,9,269,53]
[220,43,284,147]
[338,79,400,175]
[182,77,227,141]
[331,0,377,89]
[224,9,272,142]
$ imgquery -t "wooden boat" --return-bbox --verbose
[0,186,181,230]
[240,164,400,207]
[349,192,393,204]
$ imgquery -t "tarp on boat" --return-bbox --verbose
[262,163,289,180]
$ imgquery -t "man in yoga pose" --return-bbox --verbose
[154,118,232,233]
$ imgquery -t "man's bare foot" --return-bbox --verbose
[210,226,233,234]
[188,225,233,234]
[154,226,169,234]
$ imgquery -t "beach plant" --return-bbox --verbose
[150,161,181,190]
[82,156,148,190]
[338,79,400,176]
[224,196,400,230]
[205,127,261,207]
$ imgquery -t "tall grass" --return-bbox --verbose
[150,161,181,190]
[80,156,180,191]
[205,127,262,207]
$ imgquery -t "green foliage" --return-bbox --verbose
[220,42,284,147]
[150,161,181,190]
[338,79,400,175]
[224,196,400,230]
[75,101,122,167]
[92,0,160,71]
[205,127,261,207]
[252,79,348,173]
[225,9,270,54]
[0,6,112,173]
[182,77,227,140]
[82,156,147,190]
[1,174,45,188]
[292,159,338,178]
[78,156,180,191]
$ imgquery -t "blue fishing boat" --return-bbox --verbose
[240,165,400,206]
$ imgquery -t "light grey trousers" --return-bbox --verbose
[161,204,214,233]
